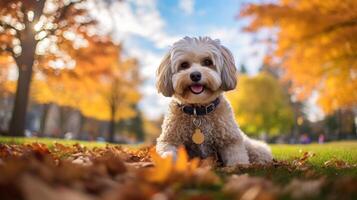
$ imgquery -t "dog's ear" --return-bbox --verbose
[156,51,174,97]
[219,45,237,91]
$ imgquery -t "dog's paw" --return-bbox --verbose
[161,151,176,159]
[156,144,177,160]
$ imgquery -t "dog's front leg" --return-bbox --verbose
[221,142,250,166]
[156,141,177,159]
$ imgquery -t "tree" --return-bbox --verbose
[30,39,141,141]
[0,0,95,136]
[240,0,357,114]
[126,105,145,141]
[93,58,141,142]
[72,44,141,142]
[239,64,248,74]
[30,36,118,136]
[226,72,294,137]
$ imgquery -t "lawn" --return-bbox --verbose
[272,142,357,164]
[0,137,356,200]
[0,136,109,148]
[2,136,356,165]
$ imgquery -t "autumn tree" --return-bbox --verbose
[119,105,145,141]
[94,59,140,142]
[29,37,141,141]
[240,0,357,114]
[0,0,96,136]
[226,72,294,137]
[60,43,140,142]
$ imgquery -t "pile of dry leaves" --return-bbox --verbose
[0,143,356,200]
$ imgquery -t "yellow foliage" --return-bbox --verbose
[0,55,16,97]
[240,0,357,113]
[226,73,294,136]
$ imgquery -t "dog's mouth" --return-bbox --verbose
[189,84,204,94]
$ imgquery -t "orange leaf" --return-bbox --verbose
[145,147,173,183]
[175,145,189,172]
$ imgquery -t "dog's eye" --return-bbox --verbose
[202,58,213,66]
[180,62,190,69]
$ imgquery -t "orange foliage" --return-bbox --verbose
[31,38,141,121]
[145,146,200,183]
[0,54,15,97]
[0,0,141,123]
[240,0,357,113]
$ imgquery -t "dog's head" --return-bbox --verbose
[156,36,237,104]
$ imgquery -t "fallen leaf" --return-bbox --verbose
[284,178,325,199]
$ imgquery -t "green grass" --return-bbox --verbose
[229,141,357,184]
[1,136,356,165]
[1,136,356,178]
[1,136,356,199]
[272,141,357,165]
[0,136,109,148]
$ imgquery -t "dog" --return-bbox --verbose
[155,36,272,166]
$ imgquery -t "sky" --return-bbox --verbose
[90,0,323,121]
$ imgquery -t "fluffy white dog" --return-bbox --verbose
[155,36,272,166]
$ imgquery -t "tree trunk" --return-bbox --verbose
[39,103,50,137]
[108,105,116,143]
[337,109,342,140]
[59,106,71,137]
[9,35,36,136]
[78,112,86,140]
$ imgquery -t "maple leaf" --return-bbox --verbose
[145,146,200,183]
[144,147,173,183]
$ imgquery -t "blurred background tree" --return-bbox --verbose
[227,71,294,139]
[0,0,144,142]
[240,0,357,114]
[0,0,98,136]
[239,0,357,141]
[78,50,141,142]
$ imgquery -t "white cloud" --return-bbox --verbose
[89,0,181,48]
[208,28,239,44]
[120,41,171,119]
[179,0,195,15]
[110,0,180,48]
[89,0,181,119]
[123,42,170,119]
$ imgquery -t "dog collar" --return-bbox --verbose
[178,98,220,116]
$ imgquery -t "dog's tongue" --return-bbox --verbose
[190,84,204,94]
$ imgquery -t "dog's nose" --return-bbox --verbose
[190,71,201,82]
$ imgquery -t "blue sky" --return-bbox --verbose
[91,0,271,119]
[91,0,269,119]
[89,0,324,121]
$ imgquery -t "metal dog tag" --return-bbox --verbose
[192,128,204,144]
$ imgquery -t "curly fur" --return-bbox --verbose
[156,36,273,166]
